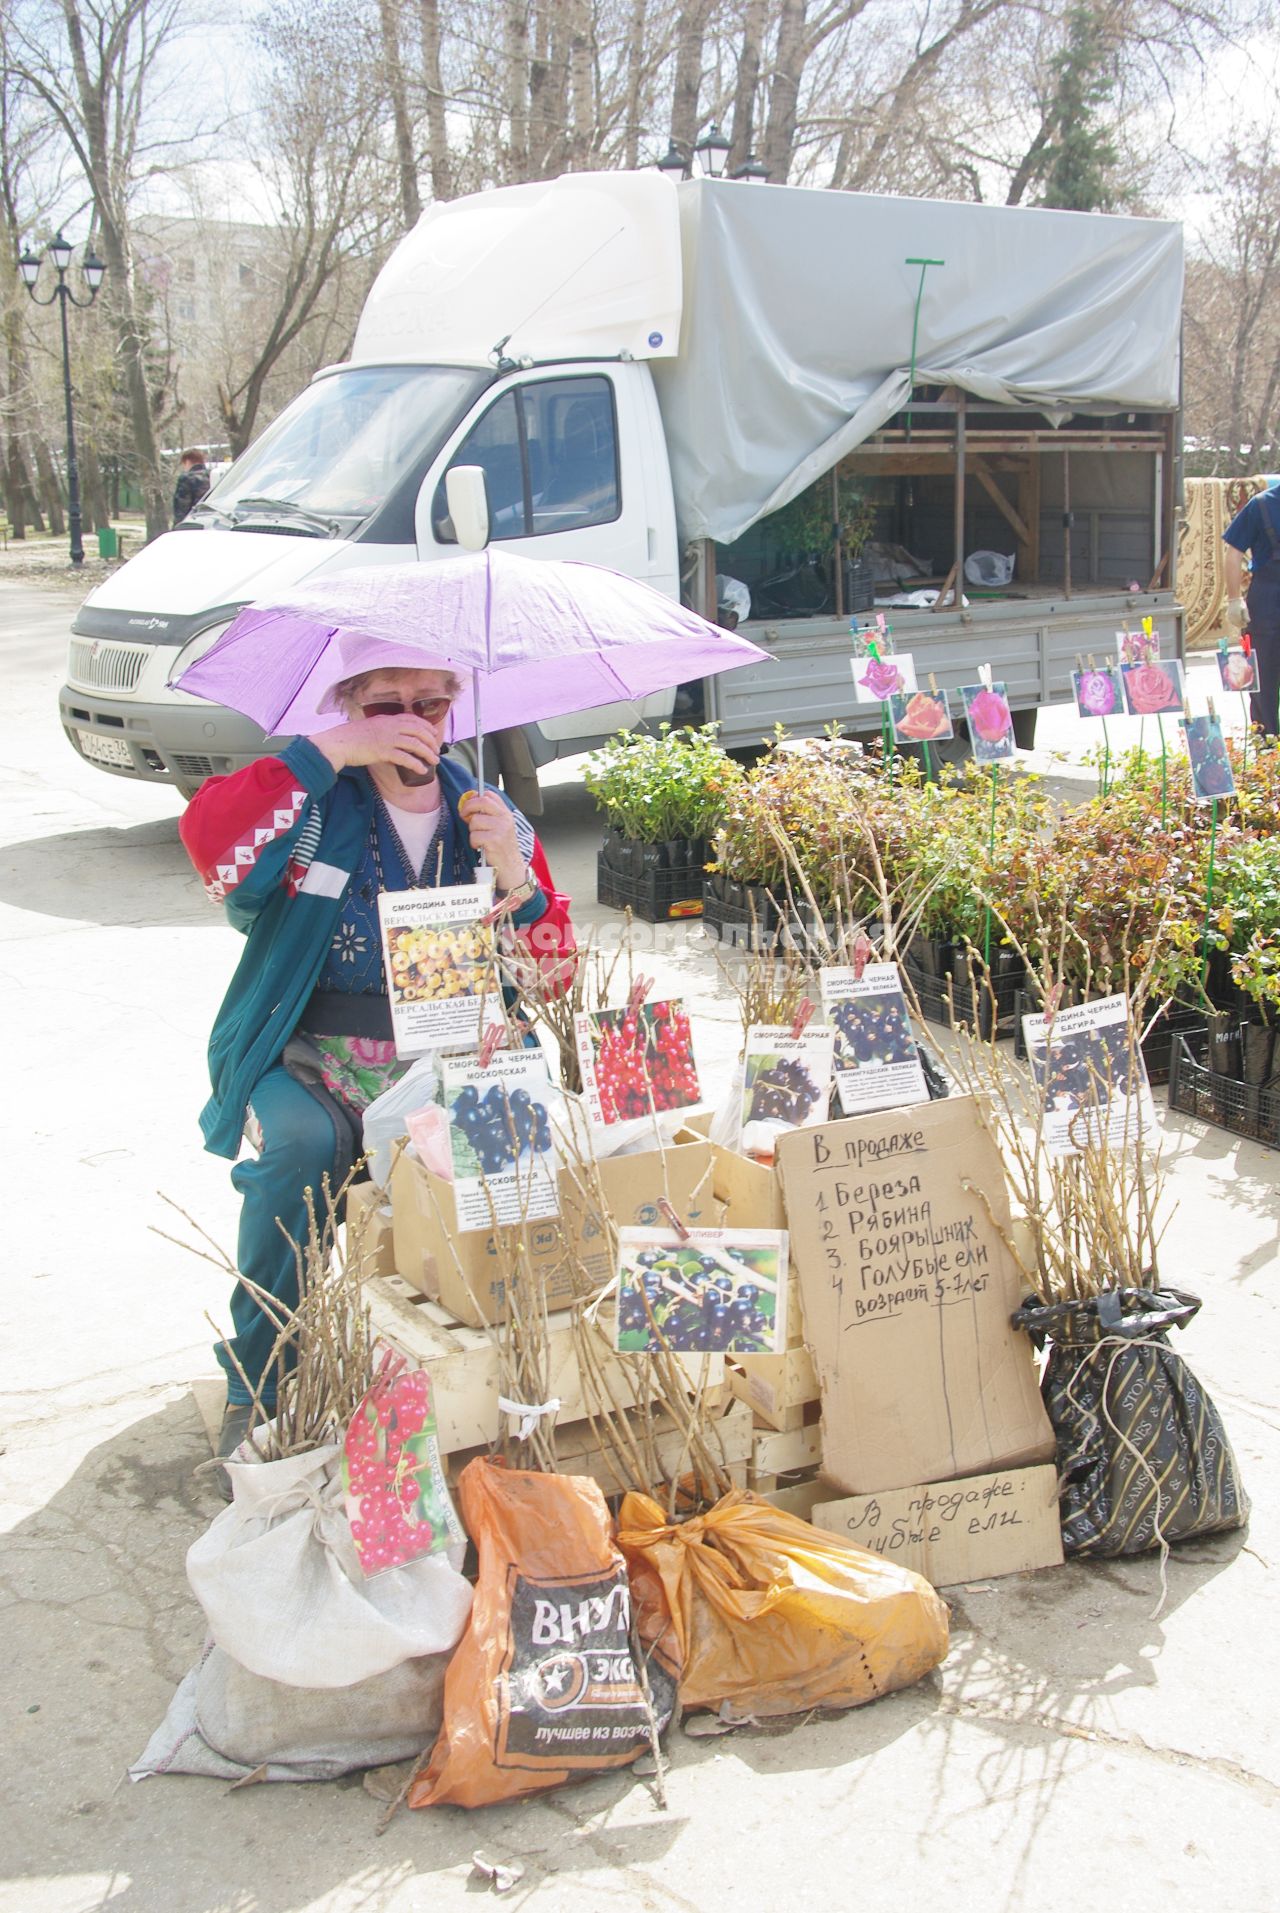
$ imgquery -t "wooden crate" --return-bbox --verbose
[726,1346,821,1432]
[748,1418,823,1494]
[364,1274,724,1456]
[446,1395,754,1502]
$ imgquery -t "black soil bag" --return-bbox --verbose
[1011,1288,1250,1558]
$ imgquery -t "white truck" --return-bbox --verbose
[61,171,1184,803]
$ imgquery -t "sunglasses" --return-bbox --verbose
[361,696,453,723]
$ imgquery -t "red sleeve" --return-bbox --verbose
[178,755,316,904]
[511,837,577,994]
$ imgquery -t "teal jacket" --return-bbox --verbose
[179,737,572,1158]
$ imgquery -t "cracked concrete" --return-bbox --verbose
[3,578,1279,1911]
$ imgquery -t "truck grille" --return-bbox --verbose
[67,637,150,694]
[170,753,215,779]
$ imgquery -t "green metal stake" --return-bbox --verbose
[983,764,999,970]
[1200,797,1220,987]
[1100,718,1111,798]
[1157,715,1167,828]
[1241,693,1250,779]
[922,739,934,784]
[904,257,945,439]
[882,704,894,787]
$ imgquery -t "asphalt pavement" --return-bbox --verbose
[2,577,1277,1912]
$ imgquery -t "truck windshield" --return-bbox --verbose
[202,365,489,525]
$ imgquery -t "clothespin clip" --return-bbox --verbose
[789,996,815,1039]
[1243,632,1253,657]
[657,1199,691,1242]
[1206,693,1217,721]
[928,671,940,694]
[1183,696,1193,723]
[852,930,874,980]
[627,974,652,1016]
[876,612,887,635]
[867,636,881,661]
[978,662,993,689]
[1075,653,1085,673]
[477,1021,506,1069]
[1043,981,1063,1032]
[1142,615,1154,640]
[1086,653,1097,670]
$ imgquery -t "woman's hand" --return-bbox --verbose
[313,712,442,778]
[460,791,526,892]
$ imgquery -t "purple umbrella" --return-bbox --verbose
[172,551,770,764]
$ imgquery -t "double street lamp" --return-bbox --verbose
[18,232,107,566]
[656,124,770,183]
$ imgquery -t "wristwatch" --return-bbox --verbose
[498,865,539,907]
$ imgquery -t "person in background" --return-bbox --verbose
[1223,477,1280,737]
[178,660,575,1478]
[173,448,212,525]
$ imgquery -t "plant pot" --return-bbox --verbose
[1241,1021,1275,1088]
[912,936,958,980]
[1205,1009,1243,1080]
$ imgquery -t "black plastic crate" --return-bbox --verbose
[700,874,839,951]
[1013,992,1208,1088]
[596,855,705,923]
[1169,1030,1280,1149]
[905,963,1021,1039]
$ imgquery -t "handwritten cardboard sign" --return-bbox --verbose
[812,1463,1063,1586]
[775,1095,1055,1495]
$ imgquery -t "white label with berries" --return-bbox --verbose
[820,964,929,1117]
[573,999,702,1129]
[440,1049,560,1231]
[739,1025,836,1164]
[614,1226,789,1356]
[377,880,500,1058]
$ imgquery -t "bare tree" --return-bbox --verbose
[1183,127,1280,474]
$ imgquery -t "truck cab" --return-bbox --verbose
[59,173,685,801]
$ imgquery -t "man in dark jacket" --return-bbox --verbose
[173,448,211,525]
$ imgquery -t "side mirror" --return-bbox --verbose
[445,466,491,552]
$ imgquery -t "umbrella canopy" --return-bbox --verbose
[172,549,770,742]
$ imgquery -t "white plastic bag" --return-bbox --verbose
[186,1444,472,1689]
[363,1054,440,1189]
[963,550,1015,586]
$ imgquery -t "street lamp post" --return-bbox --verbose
[18,232,106,566]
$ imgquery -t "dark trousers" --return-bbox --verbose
[1247,577,1280,738]
[222,1066,347,1407]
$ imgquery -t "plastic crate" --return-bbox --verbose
[1168,1030,1280,1148]
[906,957,1023,1039]
[596,854,704,923]
[700,875,838,952]
[1013,993,1207,1087]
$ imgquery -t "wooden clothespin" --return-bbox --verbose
[477,1022,506,1069]
[657,1199,691,1242]
[1086,653,1097,671]
[789,996,815,1039]
[1206,693,1217,721]
[928,671,940,694]
[1075,653,1085,673]
[978,661,994,689]
[851,929,874,980]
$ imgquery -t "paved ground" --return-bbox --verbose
[2,578,1277,1912]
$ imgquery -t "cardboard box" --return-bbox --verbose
[345,1180,397,1280]
[364,1272,725,1454]
[391,1133,714,1329]
[776,1096,1055,1495]
[812,1464,1065,1586]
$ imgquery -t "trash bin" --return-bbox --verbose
[97,526,119,559]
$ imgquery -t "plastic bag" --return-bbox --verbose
[1012,1288,1250,1557]
[187,1443,472,1689]
[617,1488,949,1720]
[410,1460,672,1810]
[131,1638,450,1785]
[363,1054,440,1189]
[963,550,1015,586]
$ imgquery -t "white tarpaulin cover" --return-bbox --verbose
[654,179,1183,545]
[352,171,683,368]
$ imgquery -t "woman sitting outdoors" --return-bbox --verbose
[179,657,575,1470]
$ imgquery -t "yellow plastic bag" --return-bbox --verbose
[616,1488,949,1720]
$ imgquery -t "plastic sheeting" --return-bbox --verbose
[655,179,1183,545]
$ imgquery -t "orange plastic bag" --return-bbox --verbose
[616,1488,949,1720]
[410,1460,671,1810]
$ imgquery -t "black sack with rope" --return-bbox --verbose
[1011,1287,1249,1557]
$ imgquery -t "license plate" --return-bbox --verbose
[77,729,132,768]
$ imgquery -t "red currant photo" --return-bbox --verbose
[576,998,702,1126]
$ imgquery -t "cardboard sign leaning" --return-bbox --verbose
[775,1095,1055,1496]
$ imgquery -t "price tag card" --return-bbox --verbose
[615,1227,788,1355]
[960,682,1016,762]
[740,1024,836,1163]
[343,1364,465,1576]
[1217,649,1257,694]
[440,1048,559,1232]
[821,963,929,1117]
[377,880,499,1057]
[1182,714,1236,801]
[574,999,701,1127]
[1072,666,1123,718]
[1119,658,1185,716]
[888,688,954,744]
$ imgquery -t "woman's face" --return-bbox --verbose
[348,668,456,742]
